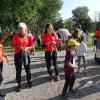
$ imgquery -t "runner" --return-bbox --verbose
[11,22,34,92]
[76,25,87,42]
[41,23,60,81]
[36,33,41,48]
[76,36,87,73]
[94,29,100,64]
[61,39,79,96]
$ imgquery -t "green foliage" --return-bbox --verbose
[37,0,63,32]
[87,32,94,48]
[72,6,91,32]
[0,0,63,32]
[53,18,64,30]
[96,22,100,29]
[72,6,89,19]
[64,17,73,32]
[89,21,96,32]
[93,11,100,29]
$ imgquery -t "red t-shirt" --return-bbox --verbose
[11,34,34,55]
[96,29,100,39]
[41,33,57,52]
[64,50,75,73]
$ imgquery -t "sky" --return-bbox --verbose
[59,0,100,20]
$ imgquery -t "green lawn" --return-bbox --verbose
[87,32,95,48]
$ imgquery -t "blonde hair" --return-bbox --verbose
[18,22,28,35]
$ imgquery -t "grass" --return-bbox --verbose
[87,32,95,48]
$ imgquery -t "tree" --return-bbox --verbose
[37,0,63,32]
[90,21,96,31]
[93,11,100,29]
[0,0,63,33]
[64,17,73,32]
[53,18,64,30]
[72,6,91,32]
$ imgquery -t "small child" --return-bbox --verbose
[62,39,79,96]
[76,36,87,72]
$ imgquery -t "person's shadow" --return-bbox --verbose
[3,75,51,94]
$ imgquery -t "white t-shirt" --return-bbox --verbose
[76,42,87,56]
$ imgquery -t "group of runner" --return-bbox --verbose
[0,22,90,98]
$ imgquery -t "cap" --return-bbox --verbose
[67,39,80,47]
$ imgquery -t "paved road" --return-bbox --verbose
[1,49,100,100]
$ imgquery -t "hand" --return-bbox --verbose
[46,42,50,45]
[19,46,24,51]
[6,57,9,63]
[31,51,35,55]
[74,65,78,72]
[74,65,78,69]
[30,49,35,55]
[51,41,56,45]
[24,47,30,52]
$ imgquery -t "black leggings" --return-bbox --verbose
[14,52,31,84]
[45,51,58,75]
[62,73,75,94]
[0,61,3,72]
[0,61,3,84]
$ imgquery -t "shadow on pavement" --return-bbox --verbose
[49,84,100,100]
[5,66,64,85]
[3,75,51,94]
[30,60,64,69]
[3,52,100,99]
[70,85,100,99]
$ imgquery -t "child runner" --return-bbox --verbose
[76,36,87,72]
[61,39,79,96]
